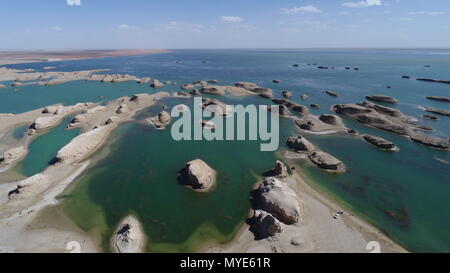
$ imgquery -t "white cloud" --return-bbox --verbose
[342,0,382,8]
[51,26,63,31]
[221,16,243,23]
[408,11,445,16]
[118,24,132,30]
[66,0,81,6]
[282,5,323,14]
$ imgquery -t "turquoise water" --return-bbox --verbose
[14,117,80,177]
[1,49,449,252]
[62,97,293,252]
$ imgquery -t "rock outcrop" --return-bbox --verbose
[295,114,345,133]
[1,146,27,165]
[273,160,289,178]
[181,83,195,91]
[130,94,149,102]
[318,114,344,126]
[176,91,190,97]
[362,134,396,150]
[424,107,450,117]
[366,95,398,104]
[193,80,208,87]
[248,210,282,239]
[422,114,438,120]
[113,216,145,253]
[191,89,201,95]
[0,83,6,89]
[116,104,126,114]
[308,151,346,172]
[104,117,119,125]
[29,116,60,131]
[164,81,175,86]
[416,78,450,85]
[409,133,450,150]
[7,173,48,200]
[282,91,293,98]
[199,85,226,96]
[325,90,338,97]
[332,103,411,135]
[271,98,309,115]
[136,77,151,84]
[253,177,301,225]
[29,103,93,134]
[178,159,217,192]
[150,79,164,88]
[41,105,62,114]
[426,96,450,103]
[201,98,231,116]
[55,126,111,164]
[234,82,273,99]
[267,105,291,116]
[325,101,450,148]
[286,136,314,153]
[146,110,172,130]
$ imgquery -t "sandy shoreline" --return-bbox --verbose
[0,49,169,65]
[205,162,405,253]
[0,90,177,252]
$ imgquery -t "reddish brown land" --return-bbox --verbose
[0,49,168,65]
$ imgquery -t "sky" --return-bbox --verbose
[0,0,449,49]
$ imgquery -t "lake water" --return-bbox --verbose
[1,49,449,252]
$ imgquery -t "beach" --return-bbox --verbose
[208,171,404,253]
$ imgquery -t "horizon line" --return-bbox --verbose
[1,47,450,52]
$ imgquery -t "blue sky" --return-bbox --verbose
[1,0,449,49]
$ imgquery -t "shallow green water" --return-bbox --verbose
[14,117,80,177]
[62,97,292,252]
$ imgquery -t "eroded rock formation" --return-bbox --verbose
[178,159,217,192]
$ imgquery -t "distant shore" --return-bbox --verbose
[0,49,169,65]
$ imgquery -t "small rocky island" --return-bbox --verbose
[146,109,172,130]
[362,134,397,151]
[366,95,398,104]
[426,96,450,103]
[178,159,217,192]
[112,216,146,253]
[424,107,450,117]
[332,102,449,150]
